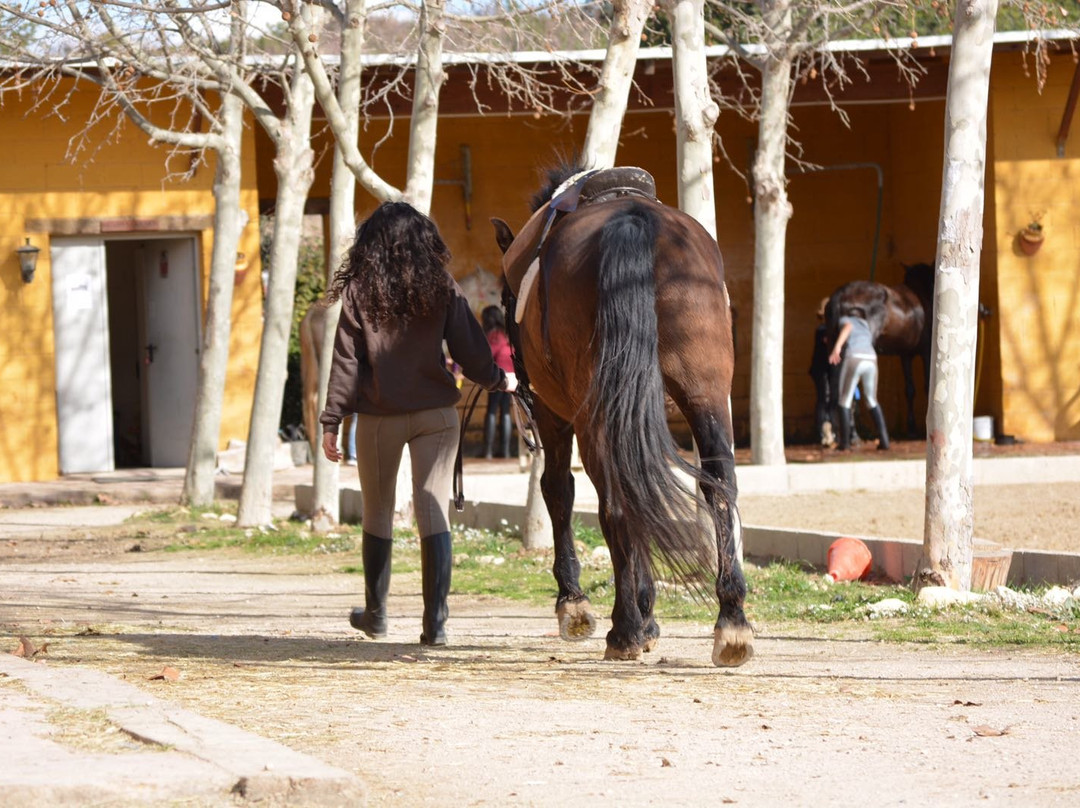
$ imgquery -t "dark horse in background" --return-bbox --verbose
[826,263,935,437]
[491,166,752,667]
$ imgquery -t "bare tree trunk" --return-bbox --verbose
[666,0,718,237]
[238,55,317,527]
[582,0,652,168]
[521,448,553,550]
[290,9,400,204]
[913,0,999,592]
[182,90,245,507]
[666,0,723,549]
[403,0,445,214]
[311,0,367,528]
[749,6,793,467]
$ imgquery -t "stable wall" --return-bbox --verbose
[264,49,1080,449]
[989,52,1080,442]
[262,84,948,446]
[0,82,264,483]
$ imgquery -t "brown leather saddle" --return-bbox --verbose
[502,167,657,301]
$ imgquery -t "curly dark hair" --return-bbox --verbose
[325,201,452,330]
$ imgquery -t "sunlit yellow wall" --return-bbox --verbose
[264,89,948,445]
[0,81,263,483]
[990,52,1080,442]
[259,49,1077,448]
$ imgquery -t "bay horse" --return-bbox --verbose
[490,166,752,667]
[826,263,934,436]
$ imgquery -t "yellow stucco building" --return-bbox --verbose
[1,82,263,483]
[2,34,1078,484]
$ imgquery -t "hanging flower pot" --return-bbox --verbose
[1018,222,1044,256]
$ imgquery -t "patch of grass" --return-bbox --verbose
[163,526,360,554]
[445,526,607,602]
[47,706,170,754]
[125,507,363,555]
[437,528,1080,651]
[872,605,1080,647]
[137,511,1080,650]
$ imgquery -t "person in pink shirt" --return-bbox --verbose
[482,305,516,458]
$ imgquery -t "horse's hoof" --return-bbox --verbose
[603,644,643,661]
[711,625,755,668]
[557,600,597,641]
[642,636,659,653]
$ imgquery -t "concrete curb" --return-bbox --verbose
[449,499,1080,589]
[0,655,366,806]
[734,453,1080,494]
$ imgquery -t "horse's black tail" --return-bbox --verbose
[587,203,717,590]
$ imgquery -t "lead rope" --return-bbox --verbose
[452,383,541,513]
[511,393,539,454]
[453,383,485,512]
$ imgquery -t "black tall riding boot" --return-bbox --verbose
[349,532,392,638]
[420,532,453,646]
[483,413,497,459]
[837,406,853,451]
[870,405,891,450]
[499,413,512,458]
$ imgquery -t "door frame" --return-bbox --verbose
[50,232,203,473]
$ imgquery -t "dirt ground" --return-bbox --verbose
[738,481,1080,553]
[732,439,1080,554]
[3,502,1080,806]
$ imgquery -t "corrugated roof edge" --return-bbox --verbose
[2,28,1073,71]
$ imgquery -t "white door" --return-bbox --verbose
[141,239,200,467]
[51,238,114,474]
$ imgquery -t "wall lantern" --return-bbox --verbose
[15,238,40,283]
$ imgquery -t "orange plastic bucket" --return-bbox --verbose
[826,537,873,582]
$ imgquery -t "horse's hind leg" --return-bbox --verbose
[686,410,754,668]
[534,402,596,641]
[596,505,654,660]
[573,440,653,660]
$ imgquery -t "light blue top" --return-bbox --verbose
[839,315,875,357]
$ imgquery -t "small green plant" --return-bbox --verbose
[136,507,363,555]
[439,529,1080,651]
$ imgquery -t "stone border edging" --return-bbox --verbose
[0,655,366,806]
[449,500,1080,588]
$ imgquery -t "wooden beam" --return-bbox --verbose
[24,215,214,234]
[1055,59,1080,158]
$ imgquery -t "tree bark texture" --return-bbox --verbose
[521,449,553,550]
[291,3,400,203]
[183,91,246,507]
[238,54,317,527]
[311,0,366,527]
[666,0,723,546]
[582,0,651,168]
[666,0,719,238]
[403,0,445,214]
[749,23,793,468]
[914,0,999,592]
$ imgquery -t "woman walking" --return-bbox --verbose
[320,202,516,646]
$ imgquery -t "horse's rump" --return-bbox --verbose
[528,198,733,581]
[828,279,926,358]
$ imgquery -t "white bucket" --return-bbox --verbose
[973,415,994,442]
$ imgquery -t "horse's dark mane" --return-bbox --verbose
[530,160,586,212]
